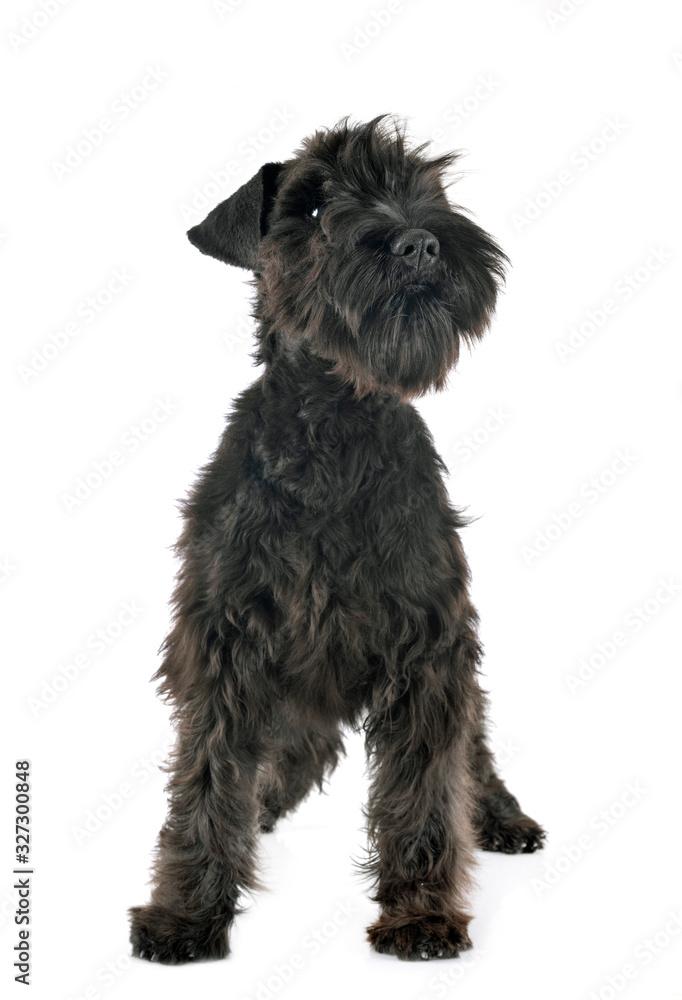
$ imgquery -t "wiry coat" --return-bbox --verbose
[129,117,544,965]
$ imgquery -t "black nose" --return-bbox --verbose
[389,229,440,271]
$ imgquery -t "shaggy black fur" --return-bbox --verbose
[129,115,544,965]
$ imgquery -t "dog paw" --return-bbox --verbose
[478,813,546,854]
[259,807,281,833]
[367,912,472,961]
[129,904,229,964]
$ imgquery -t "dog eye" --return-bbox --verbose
[309,203,327,219]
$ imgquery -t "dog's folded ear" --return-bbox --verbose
[187,162,283,270]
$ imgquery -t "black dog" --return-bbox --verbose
[129,115,544,965]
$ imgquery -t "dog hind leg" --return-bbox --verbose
[471,727,546,854]
[258,721,345,832]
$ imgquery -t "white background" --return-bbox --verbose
[2,1,681,998]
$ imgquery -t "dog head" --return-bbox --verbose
[188,115,507,397]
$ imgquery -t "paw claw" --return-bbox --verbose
[129,903,229,964]
[478,814,545,855]
[368,913,472,961]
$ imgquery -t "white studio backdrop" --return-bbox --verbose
[2,1,681,998]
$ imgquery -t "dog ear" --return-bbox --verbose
[187,162,283,270]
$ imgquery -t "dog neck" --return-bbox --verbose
[253,341,412,512]
[261,338,402,419]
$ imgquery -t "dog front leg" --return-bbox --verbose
[364,649,479,961]
[129,683,264,964]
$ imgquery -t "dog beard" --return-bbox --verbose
[302,255,489,397]
[325,291,460,397]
